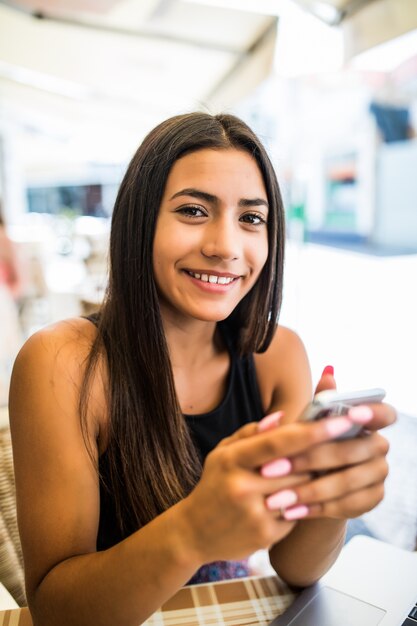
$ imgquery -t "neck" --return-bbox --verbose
[161,312,222,370]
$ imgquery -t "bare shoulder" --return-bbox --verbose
[11,316,106,439]
[15,316,97,364]
[10,318,107,600]
[254,325,310,379]
[253,325,312,419]
[258,325,307,359]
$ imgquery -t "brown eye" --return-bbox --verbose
[176,205,207,218]
[240,213,266,226]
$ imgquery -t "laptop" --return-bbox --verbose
[270,535,417,626]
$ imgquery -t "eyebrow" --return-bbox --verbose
[169,187,269,209]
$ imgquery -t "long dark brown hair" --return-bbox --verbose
[81,112,285,538]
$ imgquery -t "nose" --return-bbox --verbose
[200,215,240,261]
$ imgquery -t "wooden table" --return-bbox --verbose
[0,575,297,625]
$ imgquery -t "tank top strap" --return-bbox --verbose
[83,312,100,326]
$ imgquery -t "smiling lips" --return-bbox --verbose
[185,269,240,286]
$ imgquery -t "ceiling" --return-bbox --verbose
[293,0,417,57]
[0,0,277,160]
[0,0,416,176]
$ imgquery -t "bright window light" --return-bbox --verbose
[183,0,344,75]
[182,0,300,18]
[308,0,340,25]
[351,28,417,73]
[0,60,91,100]
[273,6,344,76]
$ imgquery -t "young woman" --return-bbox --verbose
[9,113,395,626]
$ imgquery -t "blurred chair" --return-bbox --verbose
[0,582,18,609]
[0,425,26,606]
[0,286,24,407]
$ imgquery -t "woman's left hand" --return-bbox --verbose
[220,401,396,521]
[278,401,396,521]
[260,366,397,521]
[222,362,396,522]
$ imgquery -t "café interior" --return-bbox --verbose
[0,0,416,621]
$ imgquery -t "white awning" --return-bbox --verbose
[0,0,276,147]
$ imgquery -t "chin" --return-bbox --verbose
[187,305,237,323]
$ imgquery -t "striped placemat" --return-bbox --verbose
[0,609,32,626]
[145,575,296,626]
[0,575,296,626]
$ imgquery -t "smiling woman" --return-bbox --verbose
[153,148,269,324]
[8,112,395,626]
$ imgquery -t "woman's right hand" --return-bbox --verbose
[178,412,358,565]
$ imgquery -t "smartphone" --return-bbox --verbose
[299,387,386,439]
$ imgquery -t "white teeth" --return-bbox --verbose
[188,271,235,285]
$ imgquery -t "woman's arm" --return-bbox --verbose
[9,321,199,626]
[10,320,358,625]
[254,326,395,588]
[254,327,346,585]
[269,517,347,587]
[268,397,394,587]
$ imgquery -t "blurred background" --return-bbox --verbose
[3,0,417,411]
[0,0,417,548]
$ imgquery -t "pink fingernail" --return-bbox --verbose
[348,405,373,423]
[283,505,309,520]
[266,490,298,510]
[325,416,353,438]
[258,411,284,432]
[261,458,292,478]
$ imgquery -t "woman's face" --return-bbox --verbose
[153,148,269,324]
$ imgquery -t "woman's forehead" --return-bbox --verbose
[164,148,266,196]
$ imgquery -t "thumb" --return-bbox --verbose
[315,365,337,395]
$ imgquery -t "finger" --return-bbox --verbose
[273,503,310,521]
[276,366,337,430]
[265,457,388,519]
[314,365,337,395]
[218,411,285,448]
[351,402,396,431]
[218,422,260,447]
[306,482,386,519]
[283,456,389,508]
[227,415,358,469]
[260,471,313,495]
[291,433,389,473]
[258,411,284,432]
[277,367,337,429]
[216,468,313,505]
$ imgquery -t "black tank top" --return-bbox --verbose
[86,317,265,551]
[183,332,265,462]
